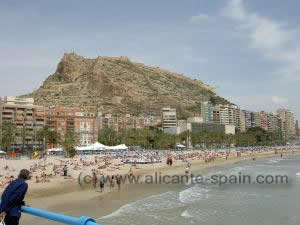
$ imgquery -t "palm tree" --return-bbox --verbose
[0,121,16,151]
[98,127,120,146]
[47,131,61,148]
[62,130,78,158]
[18,127,27,151]
[36,128,45,146]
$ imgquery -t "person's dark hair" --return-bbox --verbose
[18,169,30,180]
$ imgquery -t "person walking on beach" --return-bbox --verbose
[0,169,30,225]
[129,167,133,177]
[116,175,121,190]
[185,166,190,175]
[92,171,97,189]
[63,165,68,177]
[99,174,105,192]
[110,175,115,191]
[187,161,191,169]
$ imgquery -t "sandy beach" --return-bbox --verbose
[1,148,299,224]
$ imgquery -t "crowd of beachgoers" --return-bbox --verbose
[0,146,298,192]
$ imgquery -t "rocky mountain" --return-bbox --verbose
[23,53,230,117]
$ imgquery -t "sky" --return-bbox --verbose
[0,0,300,120]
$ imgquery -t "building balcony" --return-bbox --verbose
[2,114,13,119]
[34,120,45,124]
[15,117,25,121]
[16,110,26,114]
[3,109,15,113]
[2,110,14,115]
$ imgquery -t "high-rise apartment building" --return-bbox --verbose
[277,109,296,140]
[162,107,177,129]
[241,110,256,130]
[0,97,45,147]
[253,112,261,128]
[219,105,235,126]
[267,113,281,133]
[234,107,241,131]
[211,104,240,131]
[201,101,213,123]
[212,106,221,124]
[296,120,299,138]
[259,111,269,131]
[240,110,246,132]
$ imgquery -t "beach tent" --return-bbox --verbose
[76,142,106,151]
[176,144,186,148]
[76,145,93,151]
[93,142,106,150]
[76,146,90,151]
[75,142,128,154]
[105,144,128,151]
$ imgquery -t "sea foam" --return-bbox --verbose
[99,191,183,220]
[179,186,211,204]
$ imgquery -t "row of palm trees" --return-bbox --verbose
[0,121,59,150]
[187,128,285,148]
[98,128,178,149]
[1,121,286,152]
[0,121,77,157]
[98,127,286,149]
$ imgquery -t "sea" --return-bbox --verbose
[96,154,300,225]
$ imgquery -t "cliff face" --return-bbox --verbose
[24,53,229,116]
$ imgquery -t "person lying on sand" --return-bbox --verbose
[41,177,50,183]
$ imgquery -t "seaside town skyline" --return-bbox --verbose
[0,96,298,149]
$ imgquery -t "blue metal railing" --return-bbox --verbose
[0,204,100,225]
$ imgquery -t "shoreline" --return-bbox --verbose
[20,150,300,213]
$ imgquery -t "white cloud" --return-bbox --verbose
[272,96,288,105]
[190,13,210,24]
[223,0,300,79]
[248,16,292,50]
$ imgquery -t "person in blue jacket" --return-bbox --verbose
[0,169,30,225]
